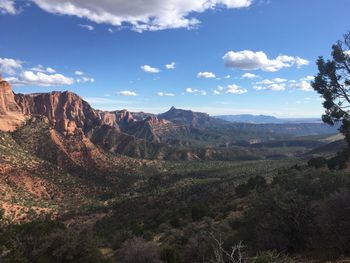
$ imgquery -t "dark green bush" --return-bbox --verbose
[308,157,327,168]
[160,246,181,263]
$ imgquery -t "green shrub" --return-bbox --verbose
[160,246,181,263]
[308,157,327,168]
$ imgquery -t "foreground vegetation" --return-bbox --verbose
[1,156,350,262]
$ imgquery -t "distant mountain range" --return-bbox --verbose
[214,114,321,124]
[0,77,339,162]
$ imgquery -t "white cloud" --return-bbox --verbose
[46,67,56,73]
[185,87,206,95]
[241,72,257,79]
[225,84,247,94]
[157,92,175,97]
[300,75,314,82]
[1,57,94,87]
[77,76,95,83]
[257,79,274,85]
[255,76,314,92]
[223,50,309,72]
[291,80,313,92]
[165,62,176,69]
[254,77,287,91]
[288,76,314,92]
[253,83,286,91]
[78,24,94,30]
[31,65,57,74]
[0,0,17,14]
[8,71,74,86]
[267,83,286,91]
[75,70,84,76]
[31,0,252,32]
[141,65,160,73]
[272,78,287,83]
[295,57,309,67]
[215,84,247,95]
[253,86,264,91]
[224,75,231,79]
[73,70,94,83]
[0,57,22,75]
[197,71,216,78]
[117,90,137,96]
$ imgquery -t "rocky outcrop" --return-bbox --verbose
[159,106,218,127]
[0,78,26,131]
[122,116,188,143]
[15,91,101,136]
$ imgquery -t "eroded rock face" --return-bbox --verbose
[121,116,188,143]
[15,91,101,136]
[0,79,26,132]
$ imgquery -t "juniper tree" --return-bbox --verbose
[312,32,350,145]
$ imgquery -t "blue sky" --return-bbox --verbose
[0,0,349,117]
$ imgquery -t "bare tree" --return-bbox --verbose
[210,233,246,263]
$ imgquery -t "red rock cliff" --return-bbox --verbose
[0,78,26,131]
[15,91,101,135]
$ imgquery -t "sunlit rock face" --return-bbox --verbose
[0,78,26,132]
[15,90,101,136]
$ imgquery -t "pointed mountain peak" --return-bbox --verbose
[169,106,176,111]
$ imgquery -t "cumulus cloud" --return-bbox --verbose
[300,75,314,82]
[255,76,314,92]
[76,76,95,83]
[256,78,287,85]
[214,84,247,95]
[226,84,248,94]
[254,84,286,91]
[0,57,22,75]
[165,62,176,69]
[265,84,286,91]
[7,71,74,86]
[197,71,216,79]
[295,57,309,68]
[73,70,94,83]
[272,77,287,83]
[223,50,309,72]
[1,57,94,87]
[75,70,84,76]
[141,65,160,73]
[0,0,17,14]
[288,76,314,91]
[31,64,57,73]
[31,0,252,32]
[290,80,313,91]
[254,78,287,91]
[78,24,94,30]
[185,88,207,95]
[241,72,257,79]
[258,79,274,85]
[117,90,137,96]
[46,67,56,73]
[157,92,175,97]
